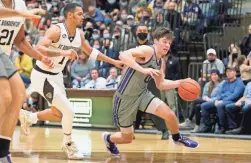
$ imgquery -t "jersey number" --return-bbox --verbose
[0,29,14,45]
[58,57,65,64]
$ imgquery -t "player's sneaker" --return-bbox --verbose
[102,132,120,156]
[174,135,199,149]
[62,141,84,160]
[0,154,12,163]
[19,109,32,135]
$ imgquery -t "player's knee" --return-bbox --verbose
[2,91,12,108]
[122,134,133,144]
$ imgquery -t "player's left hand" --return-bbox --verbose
[114,60,124,69]
[41,56,54,68]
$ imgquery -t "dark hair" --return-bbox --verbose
[63,3,81,18]
[77,49,89,63]
[137,23,148,30]
[238,55,246,66]
[208,72,222,96]
[90,68,99,74]
[152,27,174,40]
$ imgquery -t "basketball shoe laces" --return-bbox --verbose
[66,141,79,155]
[180,136,191,146]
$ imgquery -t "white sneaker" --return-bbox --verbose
[191,125,200,133]
[62,141,84,160]
[179,119,193,128]
[19,109,32,135]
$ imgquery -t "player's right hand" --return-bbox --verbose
[41,56,54,68]
[142,68,161,78]
[19,11,41,20]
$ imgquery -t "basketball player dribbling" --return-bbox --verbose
[0,3,55,163]
[19,3,123,160]
[102,27,199,156]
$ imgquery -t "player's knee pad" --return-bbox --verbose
[52,93,75,118]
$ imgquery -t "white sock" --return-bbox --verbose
[63,134,72,144]
[31,113,38,124]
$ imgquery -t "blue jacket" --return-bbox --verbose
[92,9,105,23]
[215,78,245,101]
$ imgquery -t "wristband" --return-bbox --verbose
[90,48,100,60]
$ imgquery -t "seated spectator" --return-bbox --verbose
[23,92,39,113]
[96,38,118,78]
[14,51,33,87]
[135,0,154,22]
[202,48,225,82]
[71,50,93,88]
[180,69,222,133]
[88,5,105,25]
[238,55,251,85]
[227,45,241,70]
[120,9,128,24]
[225,82,251,135]
[182,0,203,25]
[110,9,121,22]
[200,67,245,134]
[153,9,167,29]
[165,2,182,35]
[128,23,152,49]
[240,24,251,56]
[106,67,121,89]
[120,0,129,9]
[85,68,107,89]
[139,8,154,32]
[50,6,60,25]
[105,0,120,13]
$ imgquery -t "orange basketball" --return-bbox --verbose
[178,79,201,101]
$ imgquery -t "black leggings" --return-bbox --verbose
[188,98,207,125]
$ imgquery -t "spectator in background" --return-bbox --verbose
[105,0,120,13]
[182,0,203,25]
[202,48,225,82]
[225,82,251,135]
[106,67,121,89]
[165,1,182,42]
[92,29,101,42]
[88,5,105,25]
[96,38,118,78]
[120,0,129,9]
[14,51,33,87]
[160,51,181,119]
[180,69,223,133]
[71,50,93,88]
[129,23,152,49]
[85,68,107,89]
[200,67,245,134]
[112,27,122,52]
[22,92,39,113]
[135,0,153,22]
[50,6,60,25]
[153,9,167,30]
[140,8,154,32]
[227,45,241,70]
[240,24,251,56]
[238,55,251,85]
[120,8,128,24]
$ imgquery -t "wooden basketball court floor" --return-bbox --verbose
[10,127,251,163]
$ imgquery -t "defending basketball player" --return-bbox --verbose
[19,3,123,160]
[102,27,199,156]
[0,3,54,163]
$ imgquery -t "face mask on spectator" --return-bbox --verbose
[105,18,111,25]
[86,28,93,33]
[115,35,120,39]
[103,33,110,39]
[93,34,100,40]
[155,2,163,8]
[93,45,100,49]
[121,14,128,20]
[91,13,96,17]
[120,1,128,7]
[137,33,148,40]
[108,0,116,4]
[52,2,58,6]
[142,16,150,20]
[127,20,134,26]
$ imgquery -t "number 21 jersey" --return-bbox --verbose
[0,0,27,55]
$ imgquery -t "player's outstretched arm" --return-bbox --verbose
[14,25,53,67]
[0,8,41,19]
[79,31,123,69]
[119,45,160,76]
[35,25,77,59]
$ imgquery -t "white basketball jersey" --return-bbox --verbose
[36,23,82,73]
[0,0,27,55]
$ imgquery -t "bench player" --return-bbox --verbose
[19,3,123,160]
[102,27,199,156]
[0,4,54,163]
